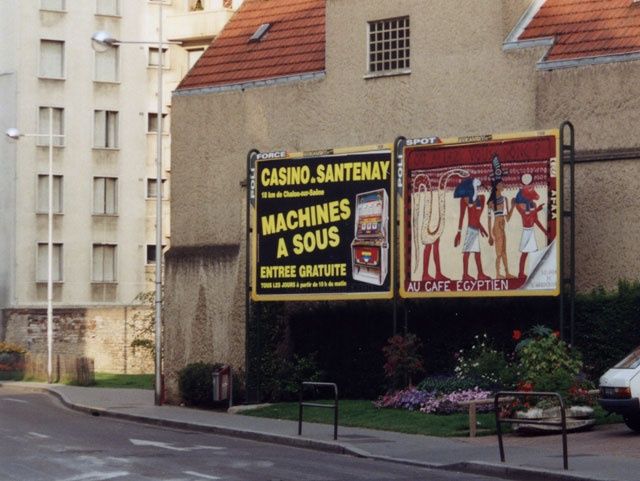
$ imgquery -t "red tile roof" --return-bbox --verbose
[519,0,640,62]
[177,0,325,91]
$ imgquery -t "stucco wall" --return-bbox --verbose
[166,0,640,401]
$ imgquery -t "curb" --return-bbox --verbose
[0,383,617,481]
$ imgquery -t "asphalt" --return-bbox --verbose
[2,382,640,481]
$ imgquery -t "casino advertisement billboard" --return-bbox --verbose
[400,130,561,298]
[251,146,394,301]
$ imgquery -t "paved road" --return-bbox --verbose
[0,386,502,481]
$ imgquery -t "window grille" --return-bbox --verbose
[368,17,410,74]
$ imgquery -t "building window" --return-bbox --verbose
[93,177,118,215]
[93,110,119,148]
[92,244,117,282]
[187,48,205,69]
[95,45,119,82]
[147,178,166,198]
[41,0,65,11]
[148,47,168,67]
[96,0,119,16]
[146,244,167,265]
[37,243,63,282]
[147,113,168,133]
[368,16,410,74]
[40,40,64,78]
[37,107,64,147]
[37,175,63,214]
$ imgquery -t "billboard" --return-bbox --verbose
[251,146,394,301]
[400,130,560,298]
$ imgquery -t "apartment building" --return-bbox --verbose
[0,0,241,373]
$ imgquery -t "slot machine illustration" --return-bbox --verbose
[351,189,389,286]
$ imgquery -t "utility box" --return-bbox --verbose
[212,365,232,406]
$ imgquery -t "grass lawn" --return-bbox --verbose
[241,400,623,437]
[84,373,154,389]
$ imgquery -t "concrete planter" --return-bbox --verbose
[513,405,596,434]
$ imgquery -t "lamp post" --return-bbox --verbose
[6,108,64,384]
[92,2,177,405]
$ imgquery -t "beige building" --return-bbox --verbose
[165,0,640,402]
[0,0,241,373]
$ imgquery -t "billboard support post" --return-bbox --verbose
[246,149,259,403]
[559,122,576,345]
[393,136,407,335]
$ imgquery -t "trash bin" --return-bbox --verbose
[212,365,232,404]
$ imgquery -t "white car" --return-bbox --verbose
[599,346,640,432]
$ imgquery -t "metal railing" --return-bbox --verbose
[298,382,339,440]
[494,391,568,470]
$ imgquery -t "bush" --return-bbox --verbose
[416,375,480,394]
[575,280,640,379]
[0,342,26,354]
[516,327,581,386]
[382,333,424,389]
[178,362,223,407]
[454,334,516,390]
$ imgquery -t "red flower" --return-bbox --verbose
[512,329,522,341]
[553,330,560,338]
[517,381,534,392]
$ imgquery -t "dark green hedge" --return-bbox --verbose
[246,280,640,400]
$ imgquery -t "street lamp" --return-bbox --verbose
[92,2,178,406]
[6,108,64,384]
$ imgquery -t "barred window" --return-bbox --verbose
[368,17,410,74]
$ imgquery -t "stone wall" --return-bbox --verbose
[1,307,154,374]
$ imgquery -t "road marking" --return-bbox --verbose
[61,471,130,481]
[129,439,225,452]
[183,471,221,480]
[2,397,29,404]
[28,432,50,438]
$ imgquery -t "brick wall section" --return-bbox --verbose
[1,307,154,374]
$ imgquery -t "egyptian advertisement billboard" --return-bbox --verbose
[251,146,394,301]
[400,130,560,298]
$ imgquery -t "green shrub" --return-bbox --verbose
[259,352,324,402]
[416,375,480,394]
[454,334,516,390]
[516,327,581,384]
[178,362,223,407]
[575,280,640,379]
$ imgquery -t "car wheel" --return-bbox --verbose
[623,415,640,432]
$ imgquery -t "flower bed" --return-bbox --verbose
[374,386,492,415]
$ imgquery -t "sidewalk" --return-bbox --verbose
[2,381,640,481]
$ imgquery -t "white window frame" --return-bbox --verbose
[36,243,63,282]
[36,174,63,214]
[92,244,117,283]
[37,107,65,147]
[146,178,167,199]
[96,0,120,16]
[148,47,169,68]
[93,110,119,149]
[40,0,66,11]
[94,45,119,83]
[39,39,65,79]
[365,16,411,78]
[93,177,118,215]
